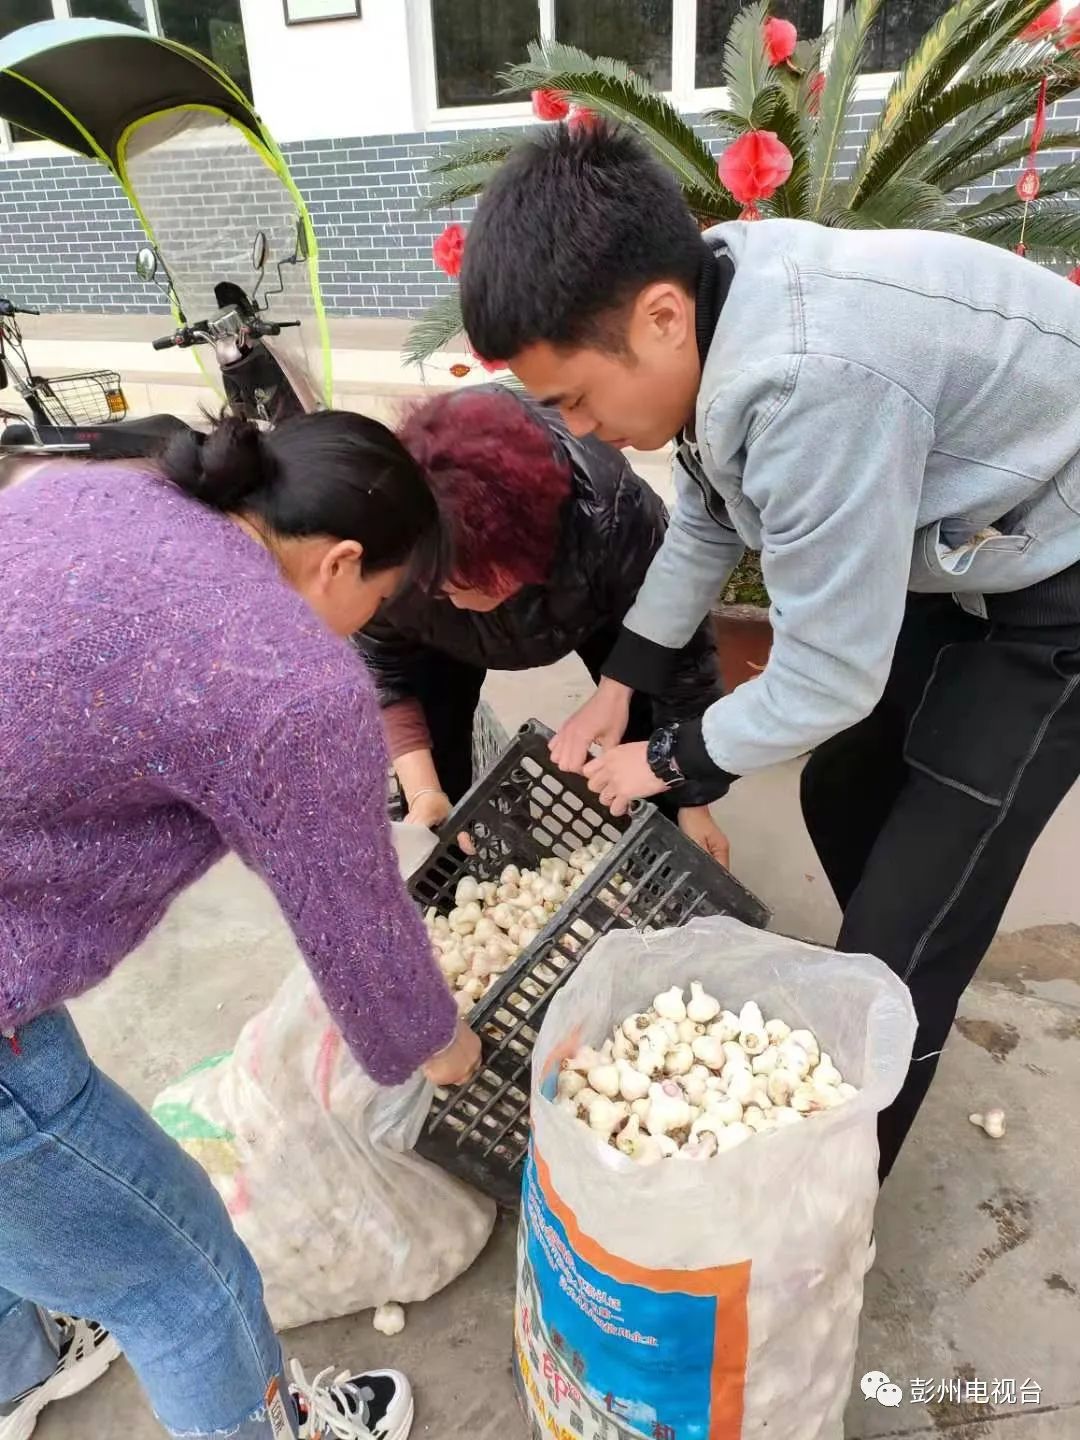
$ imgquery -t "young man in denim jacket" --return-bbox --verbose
[459,121,1080,1178]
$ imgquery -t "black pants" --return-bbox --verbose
[411,628,656,806]
[800,595,1080,1180]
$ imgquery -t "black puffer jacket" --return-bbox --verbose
[356,397,725,807]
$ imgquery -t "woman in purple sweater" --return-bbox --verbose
[0,413,479,1440]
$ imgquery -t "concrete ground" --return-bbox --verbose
[27,656,1080,1440]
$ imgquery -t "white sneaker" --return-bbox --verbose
[289,1360,413,1440]
[0,1317,121,1440]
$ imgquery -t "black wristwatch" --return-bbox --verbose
[646,723,686,789]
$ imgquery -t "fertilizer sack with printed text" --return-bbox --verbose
[514,917,915,1440]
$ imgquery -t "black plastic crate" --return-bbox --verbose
[408,719,770,1207]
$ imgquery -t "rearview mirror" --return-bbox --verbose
[252,231,268,272]
[135,246,158,282]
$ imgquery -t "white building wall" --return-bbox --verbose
[237,0,418,143]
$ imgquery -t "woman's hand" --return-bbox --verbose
[677,805,731,867]
[550,678,632,774]
[405,788,451,829]
[423,1019,482,1086]
[582,740,667,815]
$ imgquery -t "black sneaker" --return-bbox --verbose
[0,1316,120,1440]
[289,1360,414,1440]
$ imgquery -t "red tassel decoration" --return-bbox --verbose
[1015,77,1050,255]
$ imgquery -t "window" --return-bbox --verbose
[69,0,149,23]
[1,0,54,141]
[431,0,538,107]
[860,0,951,72]
[420,0,916,121]
[696,1,827,89]
[557,0,673,91]
[157,0,252,99]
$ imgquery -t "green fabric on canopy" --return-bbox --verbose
[0,18,259,162]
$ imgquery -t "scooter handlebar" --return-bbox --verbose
[152,334,177,350]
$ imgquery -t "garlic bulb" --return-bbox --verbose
[709,1010,741,1042]
[686,982,721,1025]
[970,1108,1005,1139]
[587,1096,629,1139]
[664,1042,695,1076]
[558,986,859,1159]
[634,1041,667,1078]
[812,1054,843,1088]
[587,1063,621,1099]
[714,1122,754,1152]
[653,986,687,1023]
[789,1028,821,1062]
[617,1059,650,1102]
[677,1018,705,1044]
[691,1034,725,1070]
[455,877,481,906]
[645,1081,692,1137]
[372,1302,406,1336]
[751,1046,779,1075]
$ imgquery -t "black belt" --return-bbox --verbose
[984,556,1080,628]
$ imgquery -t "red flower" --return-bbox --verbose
[1068,264,1080,284]
[1056,4,1080,44]
[1020,2,1062,39]
[568,104,599,131]
[807,71,826,115]
[532,88,570,121]
[717,130,794,206]
[763,16,798,65]
[433,222,466,277]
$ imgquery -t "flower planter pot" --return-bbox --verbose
[711,604,772,692]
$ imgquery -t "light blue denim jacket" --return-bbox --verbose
[622,219,1080,776]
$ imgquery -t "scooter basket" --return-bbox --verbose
[408,719,770,1207]
[30,371,127,426]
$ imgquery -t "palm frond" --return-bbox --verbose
[722,0,772,122]
[844,177,952,228]
[427,131,519,175]
[854,63,1060,202]
[403,291,464,368]
[855,0,999,192]
[424,162,507,210]
[934,128,1080,194]
[954,158,1080,223]
[960,199,1080,261]
[747,84,813,218]
[503,41,729,204]
[808,0,885,218]
[922,53,1080,187]
[699,107,746,136]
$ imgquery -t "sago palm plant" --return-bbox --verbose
[406,0,1080,365]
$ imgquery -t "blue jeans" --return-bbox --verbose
[0,1009,298,1437]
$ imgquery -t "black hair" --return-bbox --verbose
[460,120,705,361]
[162,411,445,588]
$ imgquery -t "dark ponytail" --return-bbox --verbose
[163,411,445,586]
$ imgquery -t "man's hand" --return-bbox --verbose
[677,805,731,868]
[583,740,667,816]
[550,677,632,774]
[405,788,451,830]
[423,1019,481,1086]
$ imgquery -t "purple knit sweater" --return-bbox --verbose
[0,462,457,1084]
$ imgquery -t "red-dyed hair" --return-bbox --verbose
[397,388,573,592]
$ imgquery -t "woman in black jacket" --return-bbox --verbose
[355,385,730,861]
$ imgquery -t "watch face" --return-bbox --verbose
[647,726,684,787]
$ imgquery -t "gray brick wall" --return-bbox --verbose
[2,102,1079,319]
